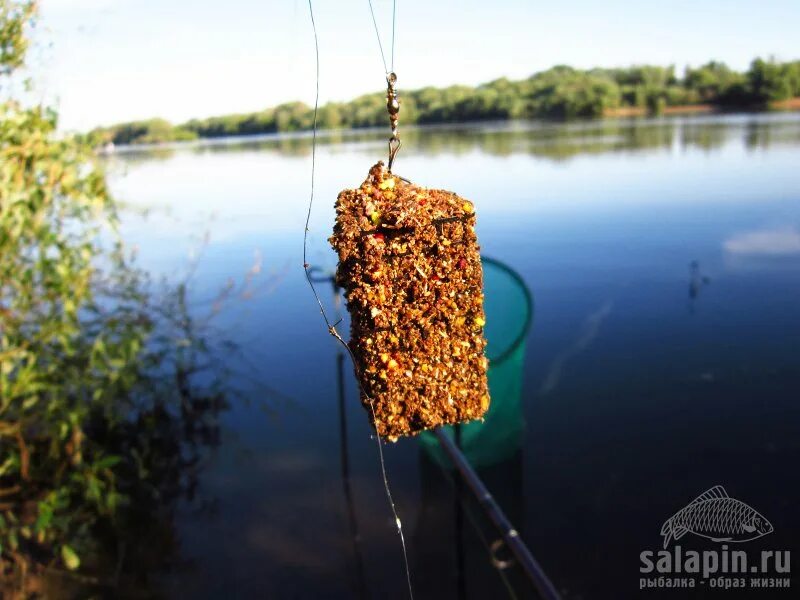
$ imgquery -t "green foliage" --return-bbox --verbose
[166,101,316,141]
[685,61,745,101]
[60,545,79,571]
[1,2,234,592]
[747,58,800,103]
[89,57,800,146]
[0,0,33,76]
[600,64,677,88]
[1,42,144,582]
[88,117,197,146]
[522,67,622,118]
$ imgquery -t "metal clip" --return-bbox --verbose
[388,136,401,172]
[386,72,401,172]
[490,538,516,571]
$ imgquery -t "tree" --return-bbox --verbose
[88,57,800,144]
[685,61,744,101]
[748,58,794,102]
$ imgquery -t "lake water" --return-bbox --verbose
[107,114,800,599]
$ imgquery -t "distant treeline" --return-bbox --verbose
[89,58,800,146]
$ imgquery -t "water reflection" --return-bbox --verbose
[540,301,613,396]
[724,226,800,256]
[688,260,711,312]
[105,112,800,599]
[413,448,530,599]
[108,113,800,166]
[25,281,238,598]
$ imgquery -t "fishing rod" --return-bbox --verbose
[433,429,562,600]
[310,265,558,598]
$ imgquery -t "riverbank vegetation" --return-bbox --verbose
[1,3,239,594]
[90,58,800,146]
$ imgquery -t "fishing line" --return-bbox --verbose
[367,0,397,75]
[391,0,396,73]
[367,0,401,170]
[303,1,414,598]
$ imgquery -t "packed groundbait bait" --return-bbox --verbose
[330,160,491,440]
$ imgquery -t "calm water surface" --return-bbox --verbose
[108,114,800,599]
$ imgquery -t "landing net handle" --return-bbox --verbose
[433,428,561,600]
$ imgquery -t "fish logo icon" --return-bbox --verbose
[661,485,773,549]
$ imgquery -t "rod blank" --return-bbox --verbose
[433,428,561,600]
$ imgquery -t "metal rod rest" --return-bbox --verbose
[433,428,561,600]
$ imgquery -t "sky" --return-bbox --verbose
[31,0,800,132]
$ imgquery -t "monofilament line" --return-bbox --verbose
[367,0,397,75]
[391,0,396,72]
[303,2,413,598]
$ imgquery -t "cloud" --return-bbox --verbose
[723,227,800,256]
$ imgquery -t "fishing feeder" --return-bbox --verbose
[330,159,491,440]
[328,73,491,440]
